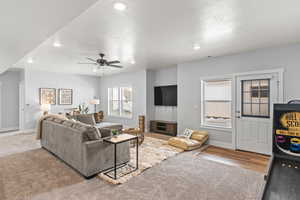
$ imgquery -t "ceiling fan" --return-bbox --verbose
[78,53,123,69]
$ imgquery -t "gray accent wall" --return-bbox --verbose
[147,67,178,125]
[99,70,147,128]
[177,43,300,147]
[0,70,20,129]
[24,69,100,129]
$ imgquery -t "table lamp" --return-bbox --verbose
[41,104,51,115]
[90,99,100,113]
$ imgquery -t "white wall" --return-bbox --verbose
[177,43,300,147]
[0,70,20,129]
[99,70,147,128]
[24,69,100,129]
[147,67,177,123]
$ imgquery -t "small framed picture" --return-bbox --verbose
[39,88,56,105]
[58,89,73,105]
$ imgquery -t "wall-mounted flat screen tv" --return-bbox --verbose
[154,85,177,106]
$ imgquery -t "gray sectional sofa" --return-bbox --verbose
[41,116,130,178]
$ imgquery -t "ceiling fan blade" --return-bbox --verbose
[86,57,97,62]
[109,64,123,68]
[107,60,120,64]
[78,62,98,65]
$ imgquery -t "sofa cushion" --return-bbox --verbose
[84,126,102,141]
[168,137,202,151]
[45,117,54,121]
[76,114,96,126]
[72,121,89,129]
[71,121,101,141]
[62,120,74,128]
[67,115,78,121]
[191,130,208,141]
[53,118,65,124]
[168,129,208,151]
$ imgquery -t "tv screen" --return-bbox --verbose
[154,85,177,106]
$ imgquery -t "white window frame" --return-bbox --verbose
[108,87,133,119]
[200,76,233,131]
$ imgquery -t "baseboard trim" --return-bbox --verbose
[0,127,19,133]
[0,129,35,137]
[208,140,234,150]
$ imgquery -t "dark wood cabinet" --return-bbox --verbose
[150,120,177,136]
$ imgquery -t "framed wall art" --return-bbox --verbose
[58,88,73,105]
[39,88,56,105]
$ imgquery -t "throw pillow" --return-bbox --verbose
[76,114,96,126]
[83,126,102,141]
[94,111,104,123]
[72,121,89,129]
[53,118,65,124]
[62,120,74,128]
[182,128,193,138]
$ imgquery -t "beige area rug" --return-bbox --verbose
[98,136,184,184]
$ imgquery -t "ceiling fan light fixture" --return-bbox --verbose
[114,2,127,11]
[92,66,98,72]
[27,58,34,64]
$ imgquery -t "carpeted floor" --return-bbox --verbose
[0,132,40,157]
[0,133,265,200]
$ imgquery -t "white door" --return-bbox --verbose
[236,73,280,155]
[19,81,25,130]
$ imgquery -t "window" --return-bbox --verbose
[201,79,232,129]
[108,88,120,116]
[121,87,133,118]
[242,79,270,118]
[108,87,133,118]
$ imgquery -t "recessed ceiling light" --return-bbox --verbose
[193,44,201,50]
[53,42,62,47]
[27,58,34,64]
[130,60,136,64]
[114,2,127,11]
[93,66,99,73]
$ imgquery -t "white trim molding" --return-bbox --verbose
[208,140,234,149]
[200,75,234,130]
[233,68,284,151]
[200,68,285,151]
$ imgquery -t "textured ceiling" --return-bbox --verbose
[9,0,300,76]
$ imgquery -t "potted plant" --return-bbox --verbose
[111,129,119,138]
[78,103,89,114]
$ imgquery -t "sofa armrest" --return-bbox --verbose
[82,138,130,177]
[83,139,104,148]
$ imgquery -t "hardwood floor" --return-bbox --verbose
[198,146,269,173]
[146,132,270,173]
